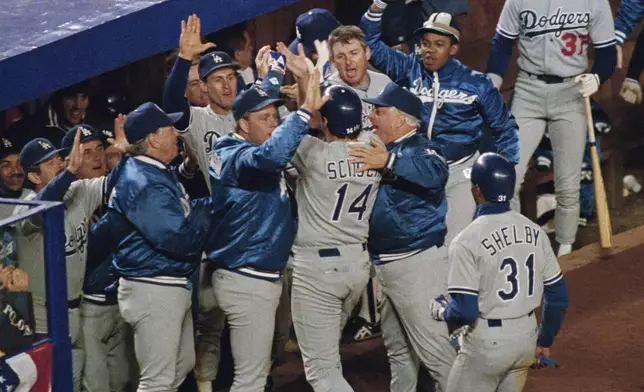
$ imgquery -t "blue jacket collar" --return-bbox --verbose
[134,155,168,170]
[475,202,511,218]
[424,57,459,79]
[386,129,418,151]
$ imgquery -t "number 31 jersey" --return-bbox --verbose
[495,0,615,78]
[291,135,381,249]
[447,210,563,320]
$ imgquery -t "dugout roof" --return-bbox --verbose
[0,0,300,111]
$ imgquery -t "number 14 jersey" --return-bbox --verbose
[447,209,563,320]
[291,135,382,249]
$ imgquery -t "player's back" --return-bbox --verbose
[291,136,381,248]
[452,209,560,320]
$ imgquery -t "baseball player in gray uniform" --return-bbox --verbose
[430,153,569,392]
[486,0,617,256]
[325,24,392,342]
[290,85,381,392]
[13,130,123,391]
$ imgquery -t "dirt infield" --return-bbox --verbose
[273,242,644,392]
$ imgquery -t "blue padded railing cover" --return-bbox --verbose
[0,0,301,111]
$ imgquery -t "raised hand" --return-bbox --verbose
[276,41,313,80]
[179,14,217,61]
[301,68,330,113]
[67,127,85,174]
[107,114,130,154]
[255,45,272,78]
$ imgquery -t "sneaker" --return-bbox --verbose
[341,316,381,344]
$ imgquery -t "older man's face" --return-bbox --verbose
[368,106,401,145]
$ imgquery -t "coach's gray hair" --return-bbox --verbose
[393,108,421,128]
[125,135,151,156]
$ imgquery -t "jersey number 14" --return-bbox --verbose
[331,184,373,222]
[498,253,535,301]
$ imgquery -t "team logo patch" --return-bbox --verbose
[519,7,591,38]
[37,140,52,150]
[2,139,11,148]
[212,54,223,63]
[79,127,92,137]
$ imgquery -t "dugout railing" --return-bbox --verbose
[0,198,73,391]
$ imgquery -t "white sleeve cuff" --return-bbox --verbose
[385,152,397,170]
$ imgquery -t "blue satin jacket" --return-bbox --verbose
[361,9,519,164]
[204,109,312,280]
[369,131,449,262]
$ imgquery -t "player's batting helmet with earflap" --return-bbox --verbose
[469,152,516,203]
[319,85,363,138]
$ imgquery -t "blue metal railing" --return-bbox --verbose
[0,197,73,391]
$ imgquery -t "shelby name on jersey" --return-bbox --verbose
[327,159,379,180]
[409,78,478,107]
[482,223,540,257]
[519,7,590,37]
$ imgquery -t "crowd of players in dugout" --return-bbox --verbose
[1,0,644,391]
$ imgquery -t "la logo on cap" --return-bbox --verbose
[296,26,302,40]
[256,89,268,97]
[38,140,52,150]
[80,127,92,137]
[2,139,12,148]
[212,54,223,63]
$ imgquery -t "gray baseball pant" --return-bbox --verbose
[444,153,479,245]
[81,301,132,392]
[212,269,282,392]
[118,278,195,392]
[291,244,371,392]
[33,297,84,392]
[446,313,537,392]
[510,71,587,246]
[376,246,456,392]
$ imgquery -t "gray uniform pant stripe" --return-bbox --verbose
[376,246,456,392]
[291,245,371,392]
[446,314,537,392]
[511,71,586,245]
[118,279,195,392]
[212,269,282,392]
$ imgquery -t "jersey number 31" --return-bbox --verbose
[498,253,535,301]
[331,184,373,222]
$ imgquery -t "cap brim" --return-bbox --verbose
[248,98,284,114]
[168,112,184,124]
[362,97,391,108]
[201,63,242,81]
[288,39,314,56]
[33,148,65,166]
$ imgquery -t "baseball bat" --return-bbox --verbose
[584,97,613,249]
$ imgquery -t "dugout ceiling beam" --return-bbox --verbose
[0,0,301,111]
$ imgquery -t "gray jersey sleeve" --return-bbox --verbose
[540,231,564,286]
[72,177,107,217]
[13,191,40,234]
[590,0,616,47]
[291,135,325,176]
[496,0,521,39]
[447,241,480,297]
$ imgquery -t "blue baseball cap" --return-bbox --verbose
[19,138,64,169]
[199,51,241,81]
[0,134,27,160]
[123,102,183,143]
[60,124,104,158]
[363,82,423,120]
[289,9,340,55]
[232,87,284,121]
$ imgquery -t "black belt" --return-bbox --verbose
[318,243,367,258]
[48,296,82,310]
[487,310,534,327]
[525,72,571,84]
